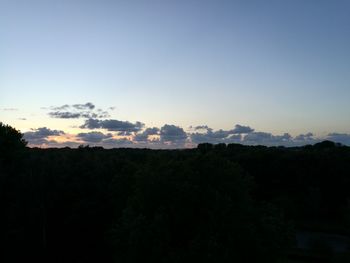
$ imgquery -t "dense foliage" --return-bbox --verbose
[1,124,350,262]
[0,122,26,165]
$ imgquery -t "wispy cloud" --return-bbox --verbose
[46,102,110,119]
[2,108,18,111]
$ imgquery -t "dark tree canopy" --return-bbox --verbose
[111,153,292,263]
[0,122,27,150]
[0,122,27,164]
[1,124,350,263]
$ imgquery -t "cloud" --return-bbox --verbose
[80,118,144,132]
[24,127,65,138]
[224,134,242,143]
[133,127,160,142]
[143,127,160,135]
[292,132,318,145]
[73,102,95,110]
[295,132,314,141]
[24,127,65,145]
[160,124,187,144]
[80,118,100,129]
[327,133,350,145]
[190,130,224,144]
[51,104,70,110]
[2,108,18,111]
[77,132,113,143]
[18,118,27,120]
[190,130,232,144]
[47,102,110,119]
[133,134,150,142]
[241,132,271,144]
[231,124,254,134]
[243,132,293,146]
[49,112,83,119]
[21,119,350,148]
[194,125,209,130]
[117,131,133,136]
[190,126,239,144]
[189,124,254,144]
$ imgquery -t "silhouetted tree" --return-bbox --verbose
[0,122,26,147]
[0,122,27,163]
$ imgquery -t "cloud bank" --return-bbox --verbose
[22,102,350,148]
[25,122,338,149]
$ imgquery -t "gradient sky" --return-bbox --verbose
[1,0,350,147]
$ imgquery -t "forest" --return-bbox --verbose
[1,123,350,263]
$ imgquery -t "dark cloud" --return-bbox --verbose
[194,125,209,130]
[133,127,160,142]
[191,128,266,145]
[96,108,110,117]
[80,118,100,129]
[190,128,233,144]
[47,102,109,119]
[77,132,113,143]
[224,134,242,143]
[49,112,82,119]
[190,134,212,145]
[293,132,317,145]
[189,124,254,144]
[133,133,148,142]
[160,124,187,144]
[24,127,65,138]
[24,127,65,145]
[143,127,160,135]
[327,133,350,145]
[18,118,27,120]
[190,132,219,144]
[243,132,273,144]
[231,124,254,134]
[117,131,133,136]
[51,104,69,110]
[209,129,232,139]
[80,118,144,132]
[22,120,350,148]
[73,102,95,110]
[295,132,314,141]
[243,132,292,146]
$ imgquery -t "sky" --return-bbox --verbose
[1,0,350,148]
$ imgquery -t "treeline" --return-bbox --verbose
[1,124,350,262]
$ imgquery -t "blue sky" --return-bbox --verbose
[1,0,350,147]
